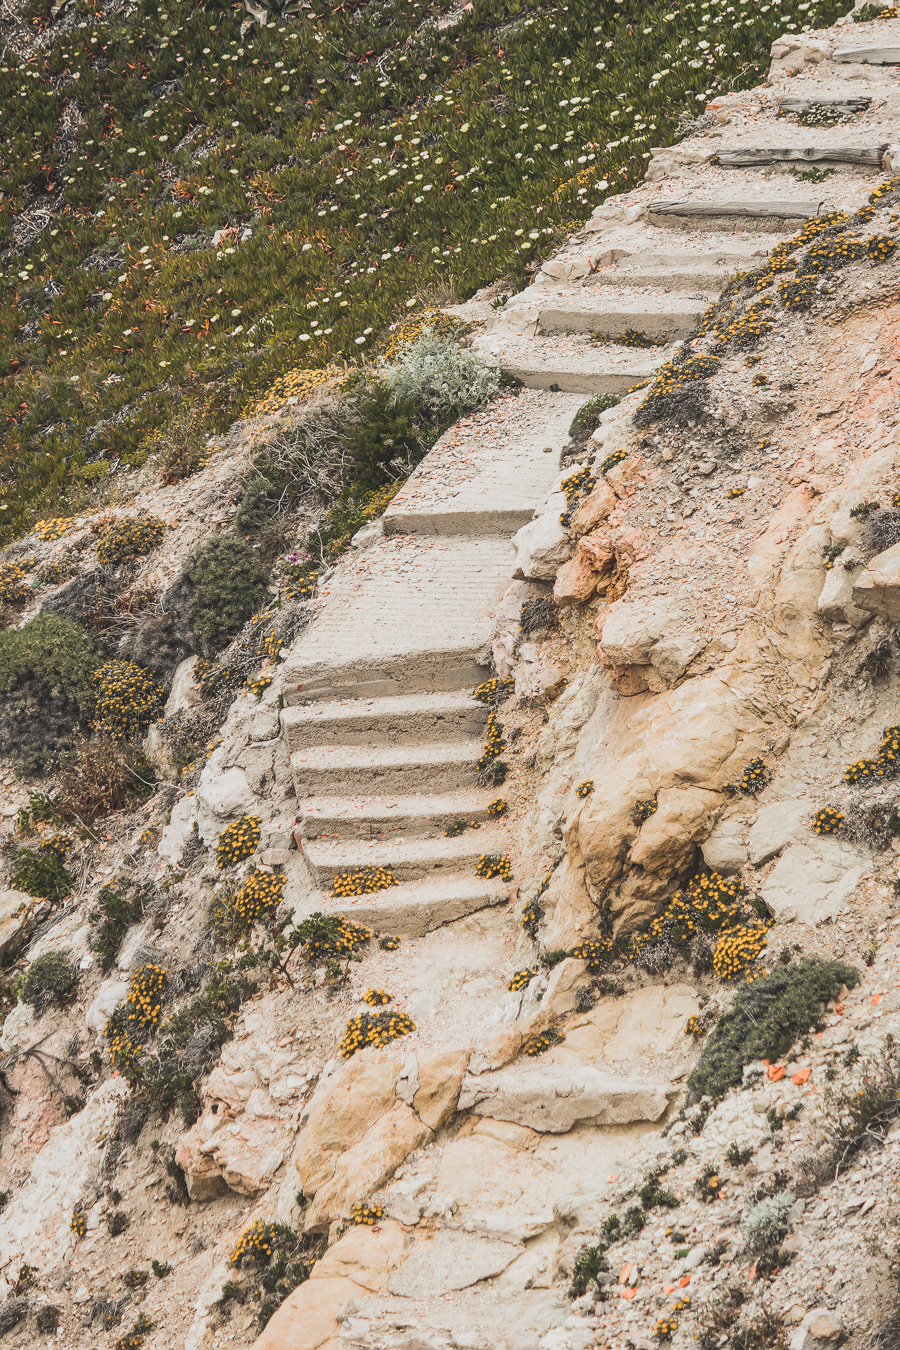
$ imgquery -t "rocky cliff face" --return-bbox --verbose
[7,8,900,1350]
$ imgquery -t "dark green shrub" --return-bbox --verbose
[20,951,78,1014]
[183,536,268,651]
[0,613,103,775]
[90,876,148,971]
[35,1307,60,1333]
[688,959,859,1102]
[342,384,427,492]
[11,847,72,903]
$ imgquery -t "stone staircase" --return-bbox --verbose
[279,52,900,941]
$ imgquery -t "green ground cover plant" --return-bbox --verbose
[0,0,849,542]
[687,958,859,1102]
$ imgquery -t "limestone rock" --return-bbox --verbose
[555,984,698,1063]
[512,497,573,580]
[569,670,765,929]
[770,35,832,75]
[85,978,129,1036]
[701,817,748,874]
[570,482,617,537]
[0,890,34,963]
[553,552,599,605]
[164,655,201,716]
[412,1047,471,1130]
[853,542,900,622]
[292,1050,404,1197]
[195,766,259,845]
[458,1062,672,1132]
[157,795,199,865]
[747,798,815,866]
[817,559,870,628]
[0,1002,34,1055]
[387,1231,523,1297]
[304,1101,430,1230]
[761,839,868,924]
[597,599,685,668]
[251,1222,410,1350]
[649,633,705,686]
[0,1077,129,1268]
[628,786,722,876]
[644,144,716,183]
[790,1308,844,1350]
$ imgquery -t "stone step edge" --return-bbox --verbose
[294,875,511,938]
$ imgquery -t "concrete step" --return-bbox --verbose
[289,739,485,795]
[282,691,488,753]
[382,388,582,536]
[301,826,508,886]
[472,332,665,395]
[648,198,826,231]
[295,789,501,839]
[298,875,510,938]
[281,533,509,705]
[532,290,711,340]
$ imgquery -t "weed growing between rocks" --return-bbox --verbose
[473,676,514,706]
[799,1036,900,1189]
[17,952,78,1015]
[476,853,513,882]
[294,914,371,964]
[59,737,157,822]
[95,517,166,568]
[687,959,859,1102]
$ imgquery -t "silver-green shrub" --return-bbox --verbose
[743,1192,794,1254]
[386,334,500,419]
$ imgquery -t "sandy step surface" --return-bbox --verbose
[289,738,485,795]
[281,533,511,703]
[301,825,508,885]
[383,388,582,536]
[282,690,488,752]
[471,330,665,393]
[295,789,501,839]
[294,874,510,937]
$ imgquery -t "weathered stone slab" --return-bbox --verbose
[458,1063,673,1132]
[779,96,871,115]
[832,45,900,65]
[716,146,886,168]
[649,199,823,220]
[388,1231,523,1297]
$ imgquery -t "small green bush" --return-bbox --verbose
[342,383,426,492]
[96,516,166,567]
[19,951,78,1014]
[569,392,620,439]
[11,848,72,903]
[0,613,103,774]
[687,959,859,1102]
[183,536,268,651]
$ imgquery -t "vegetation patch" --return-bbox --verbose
[91,661,165,743]
[339,1008,416,1058]
[18,951,78,1015]
[183,537,268,652]
[0,613,103,775]
[96,517,166,568]
[687,959,859,1102]
[216,815,262,869]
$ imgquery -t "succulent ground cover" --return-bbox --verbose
[0,0,845,542]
